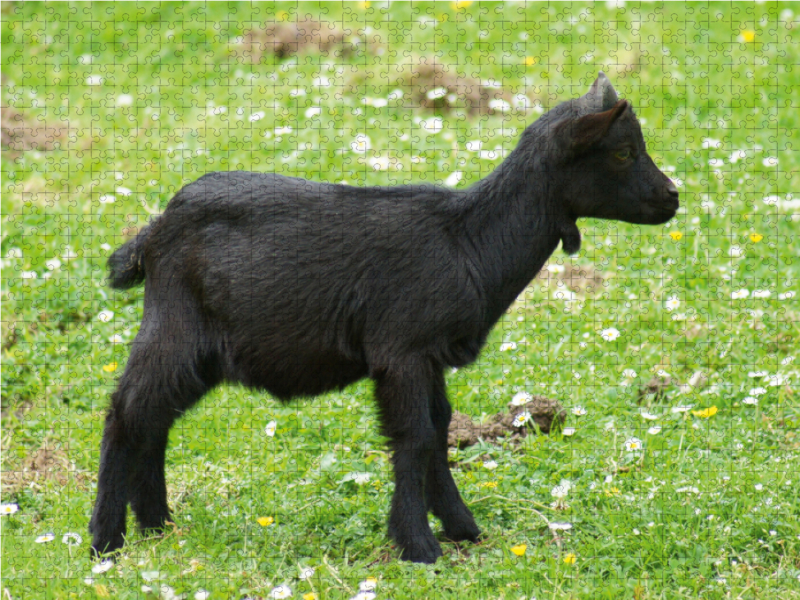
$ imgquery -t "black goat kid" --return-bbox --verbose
[90,73,678,563]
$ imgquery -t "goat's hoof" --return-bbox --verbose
[443,520,481,543]
[90,537,124,560]
[398,536,444,564]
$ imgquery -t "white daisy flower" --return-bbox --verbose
[62,532,83,545]
[600,327,621,341]
[45,258,62,271]
[624,437,643,451]
[512,411,531,427]
[640,410,659,420]
[482,459,498,470]
[778,291,796,300]
[548,521,573,531]
[729,150,747,162]
[265,421,277,437]
[622,368,637,379]
[511,391,531,406]
[551,481,571,499]
[571,406,587,416]
[749,387,767,396]
[702,138,722,149]
[729,245,744,257]
[444,171,463,187]
[665,296,680,311]
[305,107,321,118]
[274,126,292,135]
[86,75,103,86]
[562,427,576,436]
[35,533,55,543]
[488,98,511,112]
[359,577,378,591]
[647,425,662,435]
[368,156,390,171]
[426,87,448,100]
[97,310,114,323]
[344,472,371,485]
[466,140,482,152]
[195,591,211,600]
[762,157,778,167]
[92,559,114,574]
[499,342,517,351]
[731,289,749,299]
[116,94,133,107]
[671,405,693,413]
[269,584,292,599]
[1,503,20,515]
[420,117,444,134]
[299,567,315,580]
[350,134,371,154]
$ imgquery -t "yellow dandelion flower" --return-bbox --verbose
[563,553,577,565]
[452,0,473,8]
[359,1,371,8]
[604,486,620,497]
[277,11,289,21]
[669,231,683,241]
[511,544,527,556]
[257,516,274,527]
[524,56,537,66]
[740,30,756,43]
[102,362,117,373]
[692,406,718,418]
[479,481,498,489]
[303,594,318,600]
[749,233,763,242]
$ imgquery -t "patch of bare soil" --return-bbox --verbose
[235,19,381,61]
[638,375,674,402]
[448,396,565,449]
[538,262,605,295]
[1,107,68,155]
[396,60,514,115]
[1,446,86,494]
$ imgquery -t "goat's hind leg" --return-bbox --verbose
[425,370,481,543]
[90,324,217,556]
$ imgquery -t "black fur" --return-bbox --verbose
[90,73,678,563]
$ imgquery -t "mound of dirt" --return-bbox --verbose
[638,375,674,402]
[448,396,565,449]
[397,60,514,115]
[1,107,67,155]
[236,19,380,61]
[537,262,605,295]
[1,446,85,494]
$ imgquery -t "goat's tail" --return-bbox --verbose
[107,221,156,289]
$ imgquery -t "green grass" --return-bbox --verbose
[2,1,799,598]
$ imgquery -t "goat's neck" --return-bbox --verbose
[462,150,571,322]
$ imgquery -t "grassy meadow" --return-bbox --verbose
[2,1,799,598]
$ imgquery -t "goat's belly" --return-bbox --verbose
[228,344,368,400]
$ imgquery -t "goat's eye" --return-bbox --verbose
[615,149,631,161]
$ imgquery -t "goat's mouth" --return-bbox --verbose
[642,200,679,224]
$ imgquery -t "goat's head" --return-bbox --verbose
[546,73,679,227]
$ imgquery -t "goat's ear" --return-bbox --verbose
[556,99,629,157]
[585,71,619,111]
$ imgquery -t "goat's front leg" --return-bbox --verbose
[374,358,442,563]
[426,369,481,543]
